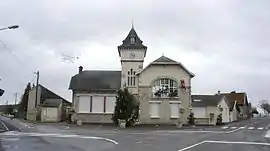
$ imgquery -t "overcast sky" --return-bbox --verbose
[0,0,269,108]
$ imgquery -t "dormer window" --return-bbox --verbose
[130,37,135,44]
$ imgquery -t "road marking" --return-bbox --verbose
[239,127,245,129]
[1,138,20,141]
[221,126,228,129]
[248,127,254,130]
[1,121,9,131]
[257,127,264,130]
[225,127,243,134]
[0,132,118,145]
[205,140,270,146]
[230,127,237,129]
[178,141,206,151]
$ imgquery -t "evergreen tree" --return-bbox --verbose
[112,88,139,127]
[18,83,32,115]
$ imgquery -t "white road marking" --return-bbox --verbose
[248,127,255,130]
[205,140,270,146]
[221,126,228,129]
[1,138,20,141]
[225,127,243,134]
[178,141,206,151]
[239,127,245,129]
[0,132,118,145]
[230,127,237,129]
[1,121,9,131]
[257,127,264,130]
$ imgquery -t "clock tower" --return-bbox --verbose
[118,26,147,93]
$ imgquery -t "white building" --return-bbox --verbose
[69,26,195,125]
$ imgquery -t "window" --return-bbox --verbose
[78,96,91,113]
[149,102,160,118]
[170,103,180,118]
[152,78,178,97]
[105,97,116,113]
[130,37,135,44]
[92,96,104,113]
[127,69,136,86]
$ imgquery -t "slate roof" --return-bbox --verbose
[118,27,147,49]
[191,95,224,107]
[69,70,121,91]
[153,56,178,63]
[137,55,195,78]
[38,84,71,106]
[220,92,248,106]
[41,99,62,108]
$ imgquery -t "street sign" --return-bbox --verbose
[0,89,4,96]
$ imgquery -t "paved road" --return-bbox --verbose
[0,116,270,151]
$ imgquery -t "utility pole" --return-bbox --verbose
[14,93,18,104]
[34,71,39,108]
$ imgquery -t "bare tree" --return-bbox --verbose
[259,100,270,115]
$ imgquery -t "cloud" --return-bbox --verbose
[0,0,269,107]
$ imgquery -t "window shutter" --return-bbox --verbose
[170,103,179,118]
[92,96,104,113]
[105,96,116,113]
[78,96,91,113]
[150,103,160,118]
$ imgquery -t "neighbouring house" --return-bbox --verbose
[191,95,231,125]
[69,26,195,125]
[221,91,250,120]
[41,99,66,122]
[27,84,71,122]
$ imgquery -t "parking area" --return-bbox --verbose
[179,140,270,151]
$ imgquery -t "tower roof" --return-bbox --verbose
[118,27,147,49]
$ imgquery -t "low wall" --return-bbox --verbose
[195,118,216,125]
[72,113,113,124]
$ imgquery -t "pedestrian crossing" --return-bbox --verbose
[221,126,268,130]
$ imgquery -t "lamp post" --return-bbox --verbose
[0,25,19,97]
[0,25,19,31]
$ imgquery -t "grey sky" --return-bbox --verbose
[0,0,269,108]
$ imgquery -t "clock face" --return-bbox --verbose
[129,53,135,59]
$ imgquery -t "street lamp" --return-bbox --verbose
[0,25,19,31]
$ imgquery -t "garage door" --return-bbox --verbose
[192,107,206,118]
[46,108,57,118]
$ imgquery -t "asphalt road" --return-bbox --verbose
[0,116,269,151]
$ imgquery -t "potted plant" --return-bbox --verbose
[188,112,195,126]
[216,113,223,125]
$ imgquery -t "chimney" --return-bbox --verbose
[79,66,83,73]
[231,91,236,93]
[217,90,220,95]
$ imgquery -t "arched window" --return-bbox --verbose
[152,78,178,97]
[127,69,136,86]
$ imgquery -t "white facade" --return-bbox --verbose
[71,26,194,124]
[218,98,230,123]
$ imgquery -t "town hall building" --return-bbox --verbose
[69,26,195,125]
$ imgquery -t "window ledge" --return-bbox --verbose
[150,116,160,119]
[151,97,180,100]
[77,112,113,115]
[149,101,162,103]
